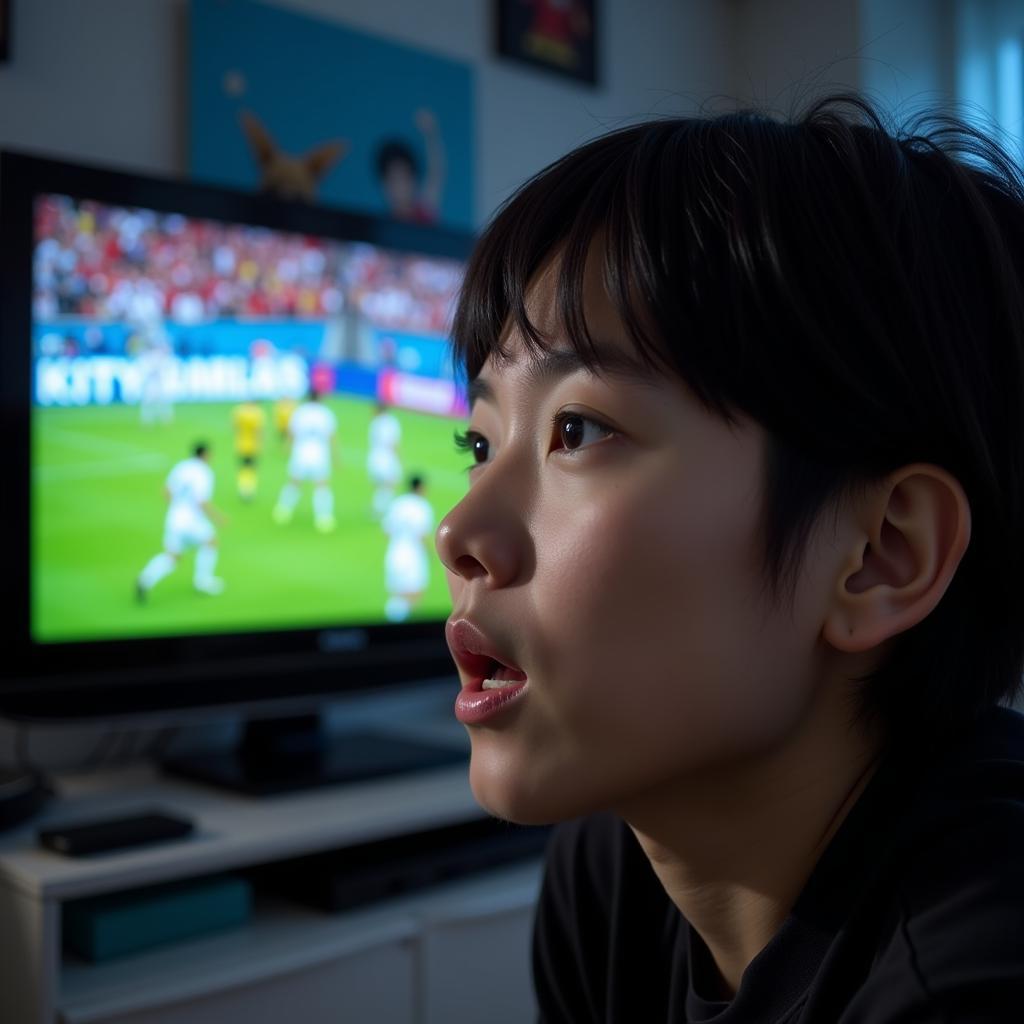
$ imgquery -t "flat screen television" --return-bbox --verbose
[0,152,474,792]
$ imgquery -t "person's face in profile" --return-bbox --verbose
[437,245,853,826]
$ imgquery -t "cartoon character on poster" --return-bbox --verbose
[373,108,446,224]
[239,110,348,203]
[190,0,475,229]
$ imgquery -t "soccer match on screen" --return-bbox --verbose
[31,194,469,643]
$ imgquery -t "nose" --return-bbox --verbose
[435,471,530,589]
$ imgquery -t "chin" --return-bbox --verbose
[467,750,605,827]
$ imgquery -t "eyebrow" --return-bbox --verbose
[467,346,655,408]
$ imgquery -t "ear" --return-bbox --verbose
[821,464,971,653]
[240,110,278,168]
[303,139,349,181]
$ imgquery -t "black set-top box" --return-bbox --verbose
[254,815,552,912]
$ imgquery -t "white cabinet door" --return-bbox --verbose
[87,939,417,1024]
[419,905,537,1024]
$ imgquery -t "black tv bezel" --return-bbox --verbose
[0,151,472,721]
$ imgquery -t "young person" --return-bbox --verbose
[367,400,403,519]
[436,94,1024,1021]
[136,441,226,600]
[232,399,266,501]
[382,474,434,622]
[272,387,339,533]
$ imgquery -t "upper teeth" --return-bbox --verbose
[482,678,523,690]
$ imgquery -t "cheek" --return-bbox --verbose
[530,463,807,757]
[534,464,759,649]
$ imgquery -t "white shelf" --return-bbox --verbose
[57,862,542,1024]
[0,757,479,901]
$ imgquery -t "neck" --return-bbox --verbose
[617,684,882,998]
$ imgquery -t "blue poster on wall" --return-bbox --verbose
[189,0,475,230]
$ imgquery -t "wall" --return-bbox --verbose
[0,1,187,179]
[730,0,958,119]
[0,0,734,227]
[731,0,861,110]
[860,0,956,111]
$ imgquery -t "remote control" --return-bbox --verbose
[38,810,194,856]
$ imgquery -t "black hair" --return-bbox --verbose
[451,93,1024,745]
[375,140,419,182]
[192,441,209,459]
[409,474,425,491]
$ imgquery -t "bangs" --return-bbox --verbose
[451,120,705,392]
[450,115,778,427]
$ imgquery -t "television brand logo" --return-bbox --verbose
[317,629,370,653]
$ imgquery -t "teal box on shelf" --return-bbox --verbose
[63,874,252,962]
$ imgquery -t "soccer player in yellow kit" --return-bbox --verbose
[273,396,298,443]
[232,400,266,500]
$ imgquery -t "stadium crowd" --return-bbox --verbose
[33,195,461,336]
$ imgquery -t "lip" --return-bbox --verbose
[446,617,529,725]
[453,680,528,725]
[445,618,525,690]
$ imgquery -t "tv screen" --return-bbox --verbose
[32,193,466,643]
[0,153,474,718]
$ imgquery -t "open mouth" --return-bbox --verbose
[481,659,528,690]
[446,618,528,692]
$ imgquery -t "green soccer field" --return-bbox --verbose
[32,396,469,643]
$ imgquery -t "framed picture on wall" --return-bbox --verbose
[0,0,10,62]
[495,0,598,86]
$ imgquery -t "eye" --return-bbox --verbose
[453,429,490,467]
[552,412,614,453]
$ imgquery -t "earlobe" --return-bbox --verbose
[821,465,971,654]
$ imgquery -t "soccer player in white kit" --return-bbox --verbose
[366,401,402,518]
[136,442,226,600]
[122,284,175,427]
[272,388,339,532]
[382,475,434,622]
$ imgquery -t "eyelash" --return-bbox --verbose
[453,429,483,457]
[453,412,614,469]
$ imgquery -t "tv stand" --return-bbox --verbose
[162,722,469,795]
[0,749,541,1024]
